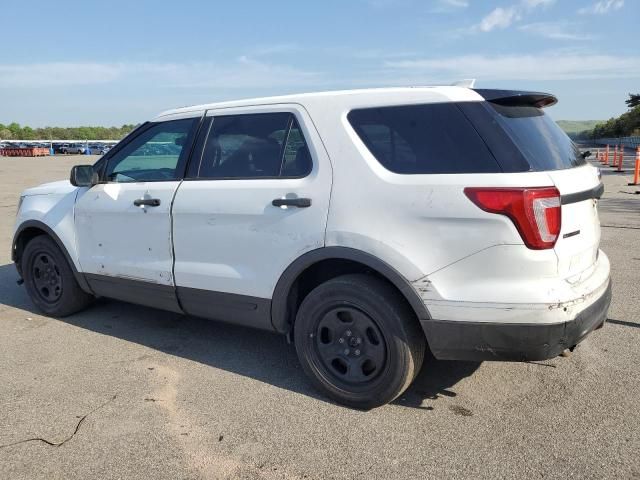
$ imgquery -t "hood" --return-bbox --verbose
[22,180,78,197]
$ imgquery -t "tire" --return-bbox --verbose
[21,235,93,317]
[294,274,425,409]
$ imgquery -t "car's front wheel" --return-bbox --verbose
[21,235,93,317]
[294,274,425,409]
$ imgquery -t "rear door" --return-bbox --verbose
[472,99,602,279]
[546,166,601,279]
[171,105,332,329]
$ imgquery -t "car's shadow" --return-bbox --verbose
[0,262,480,410]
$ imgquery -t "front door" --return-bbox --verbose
[74,115,201,309]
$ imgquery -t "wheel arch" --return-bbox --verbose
[12,220,92,294]
[271,247,431,334]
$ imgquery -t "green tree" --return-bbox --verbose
[0,123,136,140]
[626,93,640,109]
[587,93,640,139]
[7,122,22,139]
[22,126,35,140]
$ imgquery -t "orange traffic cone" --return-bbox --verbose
[628,147,640,186]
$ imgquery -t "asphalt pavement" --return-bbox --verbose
[0,153,638,479]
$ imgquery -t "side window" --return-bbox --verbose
[356,123,416,169]
[281,118,312,177]
[104,118,196,182]
[197,113,312,179]
[348,103,501,174]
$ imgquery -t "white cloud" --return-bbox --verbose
[384,52,640,81]
[338,48,420,60]
[518,21,593,40]
[440,0,469,7]
[430,0,469,13]
[479,7,521,31]
[476,0,555,32]
[363,0,408,8]
[0,59,321,89]
[579,0,624,14]
[522,0,555,7]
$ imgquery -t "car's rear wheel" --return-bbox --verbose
[294,274,425,409]
[21,235,93,317]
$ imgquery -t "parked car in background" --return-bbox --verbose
[88,144,111,155]
[63,144,87,154]
[12,86,611,408]
[53,143,70,154]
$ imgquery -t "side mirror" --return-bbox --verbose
[70,165,97,187]
[582,150,592,159]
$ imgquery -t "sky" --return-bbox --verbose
[0,0,637,126]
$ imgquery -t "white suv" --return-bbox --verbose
[13,87,611,408]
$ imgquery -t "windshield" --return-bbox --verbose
[485,103,585,171]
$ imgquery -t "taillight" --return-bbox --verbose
[464,187,561,250]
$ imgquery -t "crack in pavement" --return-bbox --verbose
[601,224,640,230]
[0,394,116,449]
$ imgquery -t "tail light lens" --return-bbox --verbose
[464,187,561,249]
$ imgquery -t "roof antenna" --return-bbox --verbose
[451,79,476,88]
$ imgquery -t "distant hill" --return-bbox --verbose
[556,120,602,135]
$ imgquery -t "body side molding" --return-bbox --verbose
[270,247,431,333]
[85,273,182,313]
[177,286,273,331]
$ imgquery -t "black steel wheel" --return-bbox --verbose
[29,251,63,304]
[21,235,93,317]
[313,305,387,385]
[294,274,425,409]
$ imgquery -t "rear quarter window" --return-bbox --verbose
[484,103,586,171]
[347,103,501,174]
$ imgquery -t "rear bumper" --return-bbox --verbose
[422,280,612,361]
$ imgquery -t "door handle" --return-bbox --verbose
[134,198,161,207]
[272,197,312,208]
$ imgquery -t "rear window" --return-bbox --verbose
[482,103,585,171]
[347,103,501,174]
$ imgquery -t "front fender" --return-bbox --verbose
[13,190,92,294]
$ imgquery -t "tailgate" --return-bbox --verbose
[545,164,603,279]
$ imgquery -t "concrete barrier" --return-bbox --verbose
[0,147,50,157]
[594,136,640,149]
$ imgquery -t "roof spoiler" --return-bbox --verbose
[473,89,557,108]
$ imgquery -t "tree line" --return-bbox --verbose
[0,123,137,140]
[576,93,640,140]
